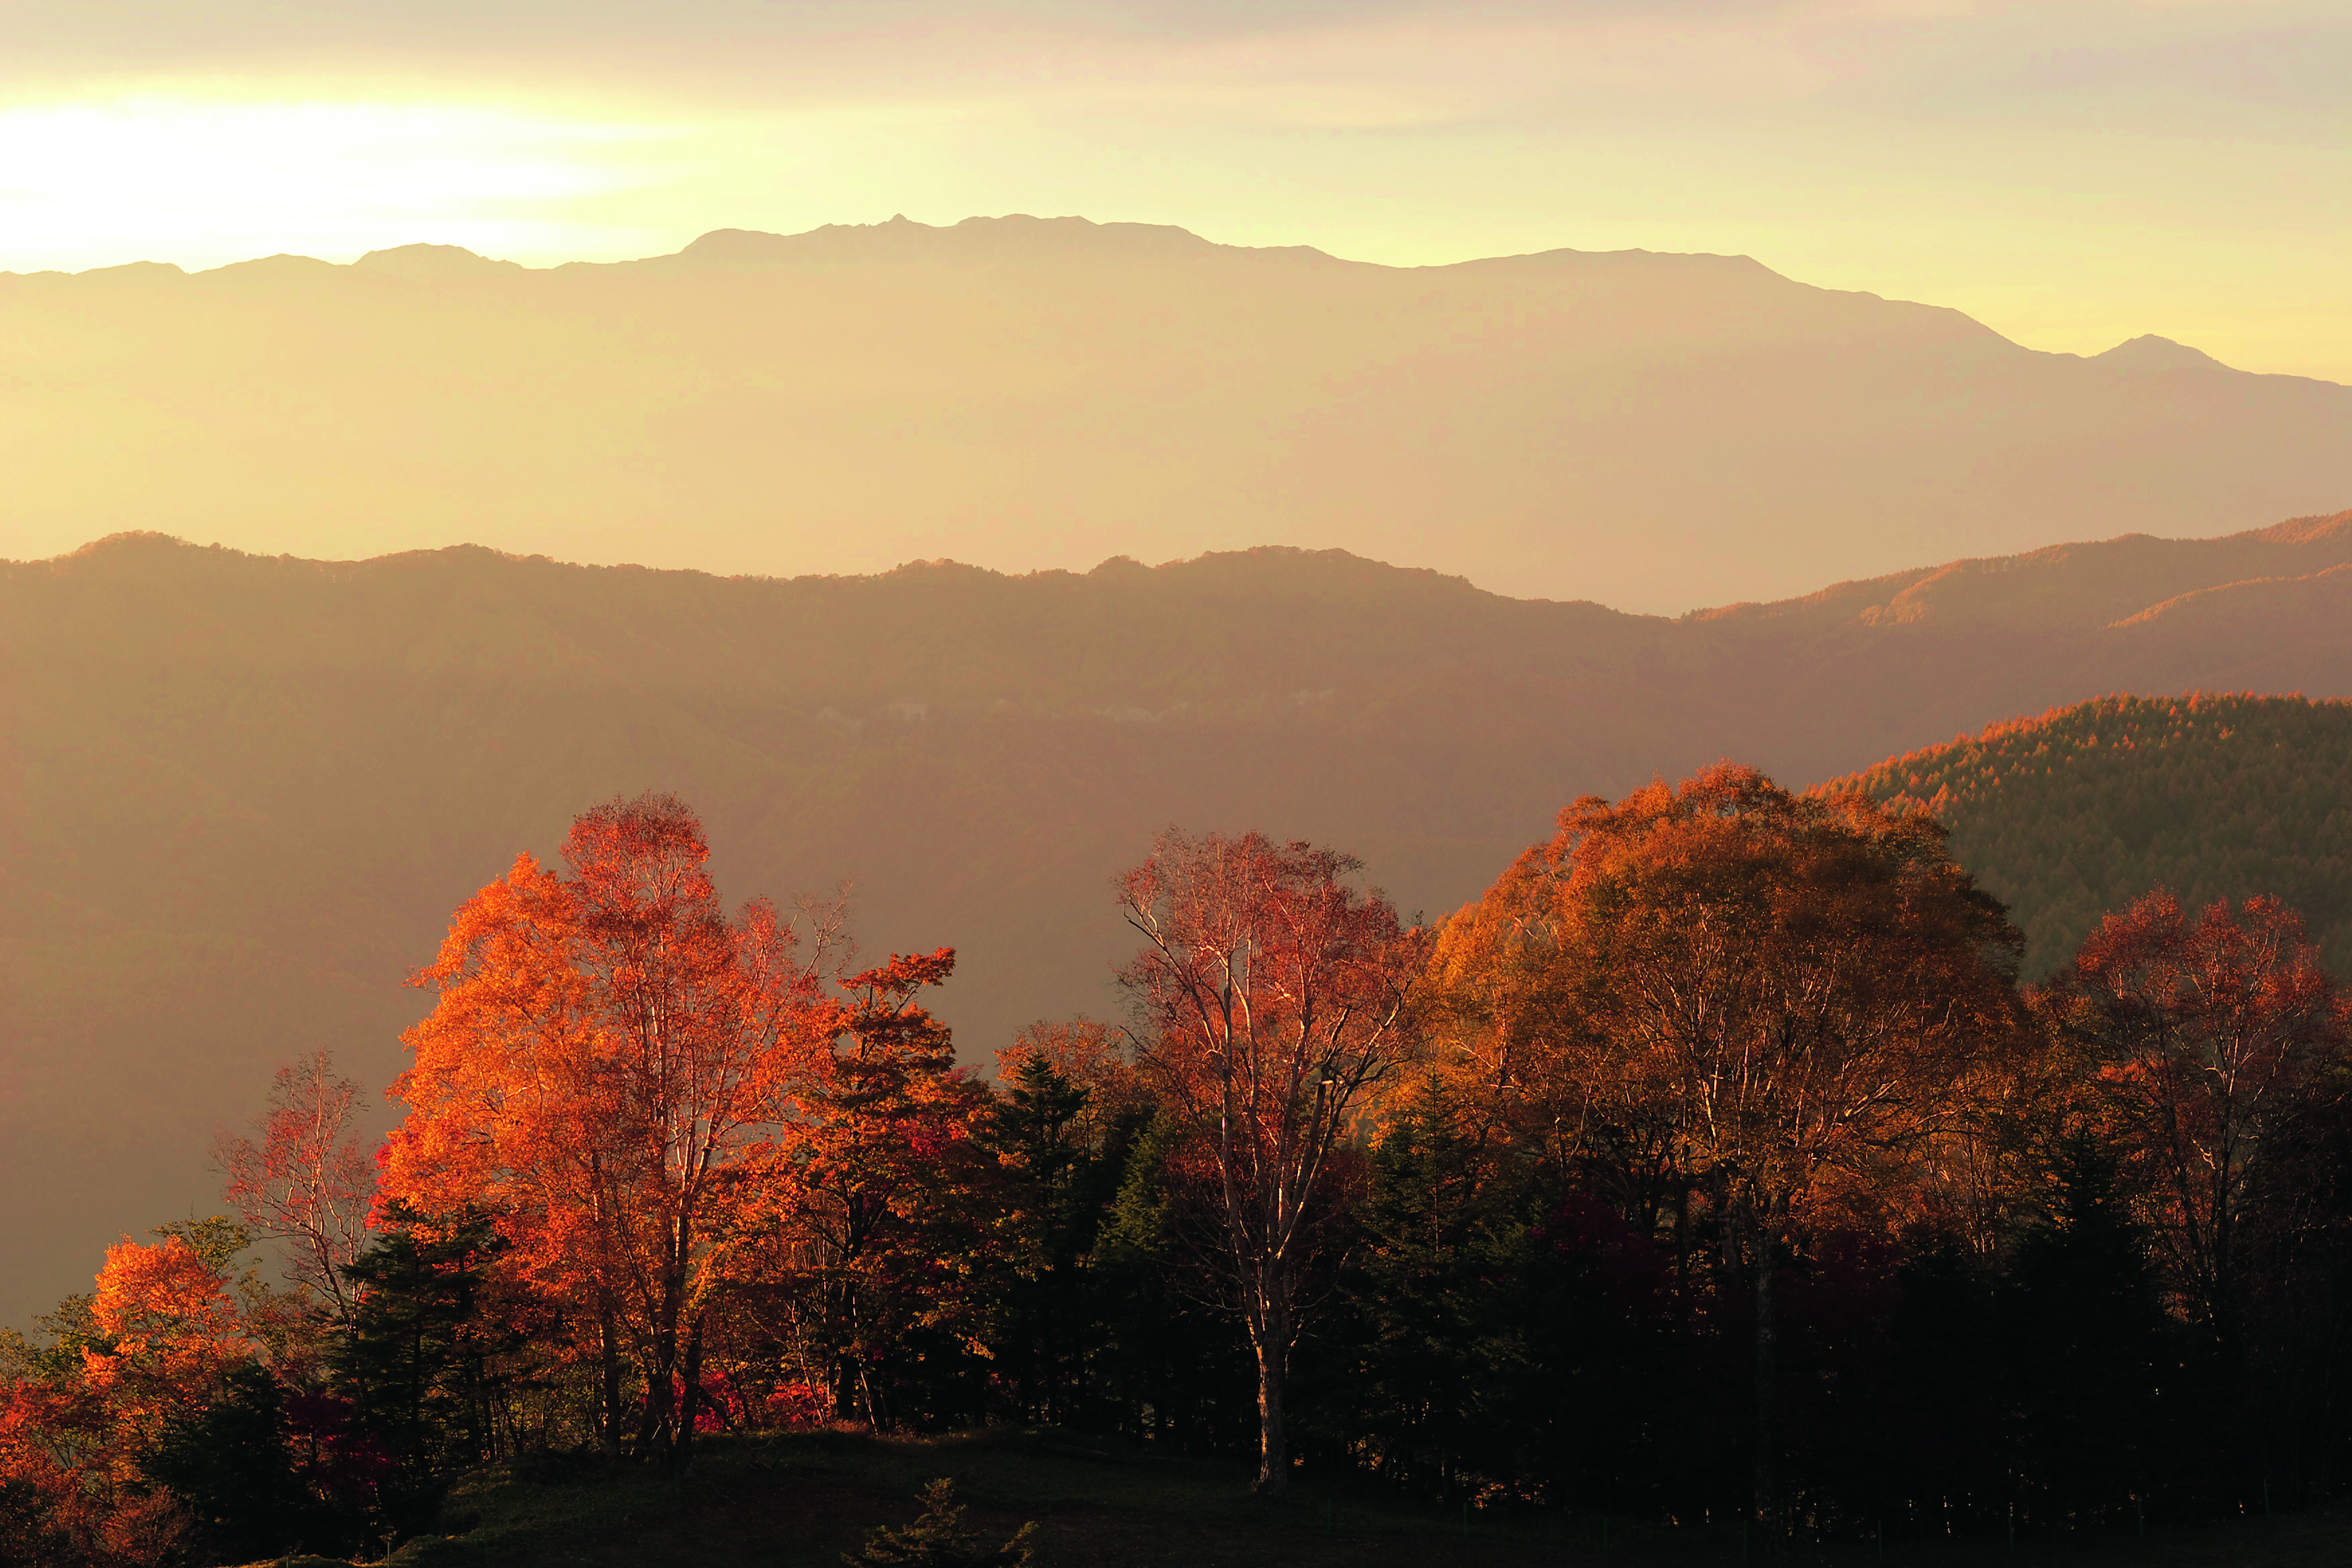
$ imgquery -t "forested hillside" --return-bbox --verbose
[12,777,2351,1564]
[2,512,2349,1328]
[1831,694,2352,977]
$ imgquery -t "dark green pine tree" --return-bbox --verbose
[988,1055,1093,1421]
[1090,1111,1260,1454]
[334,1203,508,1525]
[1312,1105,1502,1498]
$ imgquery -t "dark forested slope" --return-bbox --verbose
[1830,694,2352,977]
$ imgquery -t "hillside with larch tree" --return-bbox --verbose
[1825,693,2352,978]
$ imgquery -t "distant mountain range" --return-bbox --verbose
[3,511,2349,1325]
[1830,693,2352,978]
[3,213,2347,611]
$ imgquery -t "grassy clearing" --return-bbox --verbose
[324,1430,2352,1568]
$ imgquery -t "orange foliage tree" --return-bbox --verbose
[0,1204,333,1566]
[2044,890,2349,1326]
[1423,764,2023,1549]
[80,1229,259,1450]
[0,1223,264,1561]
[382,793,835,1465]
[995,1017,1142,1129]
[1116,829,1426,1496]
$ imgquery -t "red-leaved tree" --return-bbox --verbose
[1116,829,1426,1495]
[214,1049,374,1322]
[2048,889,2349,1326]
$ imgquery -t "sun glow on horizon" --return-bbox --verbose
[0,97,700,270]
[1,0,2347,382]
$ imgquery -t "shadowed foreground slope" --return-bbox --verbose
[2,511,2350,1324]
[239,1427,2352,1568]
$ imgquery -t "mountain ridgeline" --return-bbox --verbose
[1,511,2349,1326]
[4,213,2349,611]
[1829,693,2352,979]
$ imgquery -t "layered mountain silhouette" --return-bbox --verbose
[3,511,2349,1323]
[3,214,2347,611]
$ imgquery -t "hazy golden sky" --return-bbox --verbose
[4,0,2348,380]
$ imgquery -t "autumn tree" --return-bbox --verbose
[775,949,1000,1429]
[0,1372,106,1567]
[1430,765,2023,1548]
[2043,890,2349,1328]
[214,1049,374,1322]
[0,1218,298,1566]
[82,1223,260,1449]
[383,792,835,1466]
[1116,829,1426,1495]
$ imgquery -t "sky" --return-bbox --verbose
[1,0,2348,381]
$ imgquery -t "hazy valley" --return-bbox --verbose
[4,510,2349,1325]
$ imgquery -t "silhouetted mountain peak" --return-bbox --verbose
[196,253,342,283]
[70,259,187,282]
[2096,334,2231,372]
[354,243,527,280]
[662,213,1258,269]
[10,218,2348,611]
[58,530,199,562]
[1453,245,1781,282]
